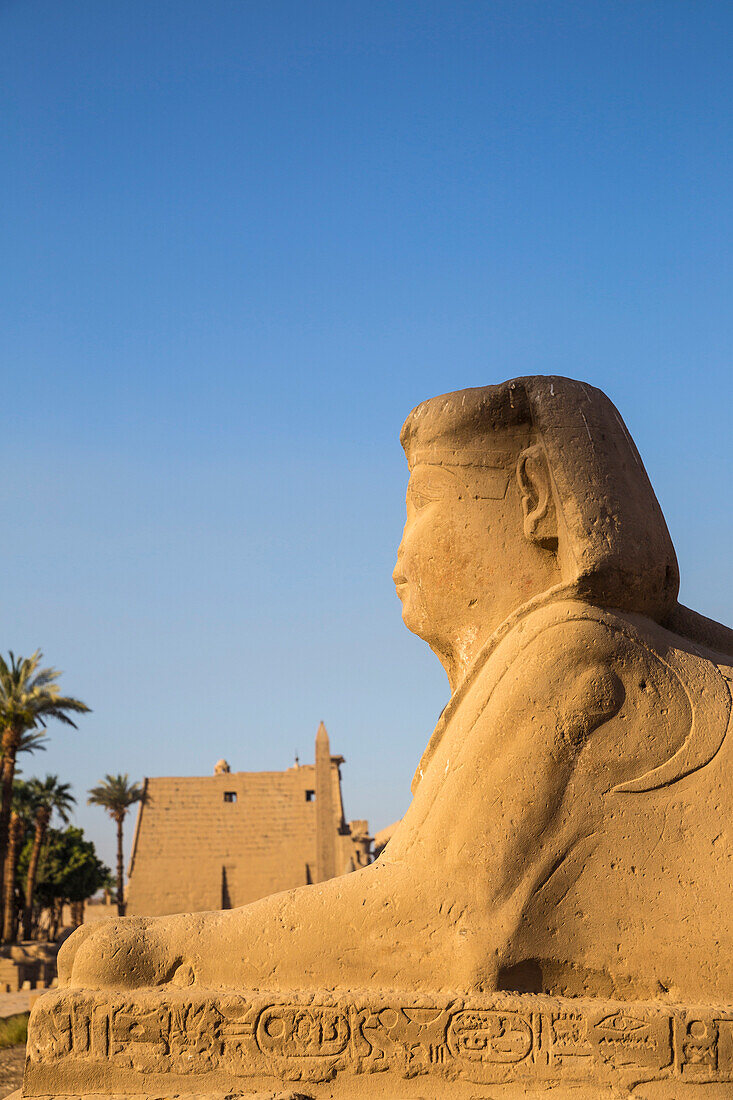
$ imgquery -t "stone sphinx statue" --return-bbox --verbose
[23,377,733,1098]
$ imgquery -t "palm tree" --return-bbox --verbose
[87,775,143,916]
[14,730,49,758]
[1,734,49,941]
[2,781,34,942]
[0,652,89,930]
[21,775,76,941]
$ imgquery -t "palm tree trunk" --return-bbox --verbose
[22,814,47,941]
[2,812,22,942]
[49,898,62,942]
[116,816,125,916]
[0,731,18,938]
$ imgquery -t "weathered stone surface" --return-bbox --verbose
[22,986,733,1097]
[23,377,733,1097]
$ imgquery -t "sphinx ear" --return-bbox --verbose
[516,444,558,551]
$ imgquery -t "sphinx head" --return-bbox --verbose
[394,377,680,688]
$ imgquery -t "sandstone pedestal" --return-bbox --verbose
[21,986,733,1098]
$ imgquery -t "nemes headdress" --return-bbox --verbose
[400,376,680,621]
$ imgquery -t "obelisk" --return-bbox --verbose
[314,720,336,882]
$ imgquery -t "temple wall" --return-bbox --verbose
[125,753,369,917]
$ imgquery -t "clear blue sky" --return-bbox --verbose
[2,1,732,871]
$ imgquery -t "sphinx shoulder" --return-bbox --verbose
[508,599,693,673]
[489,603,699,755]
[504,603,642,687]
[494,612,627,750]
[503,601,732,792]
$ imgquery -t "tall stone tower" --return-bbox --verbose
[315,721,337,883]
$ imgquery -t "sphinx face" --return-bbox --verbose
[393,463,517,663]
[394,465,461,646]
[393,456,563,684]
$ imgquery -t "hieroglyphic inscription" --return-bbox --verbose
[23,989,733,1095]
[29,998,259,1076]
[256,1005,350,1058]
[446,1010,533,1063]
[673,1016,733,1082]
[26,1007,72,1063]
[593,1010,671,1071]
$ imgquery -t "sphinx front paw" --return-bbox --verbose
[65,917,170,989]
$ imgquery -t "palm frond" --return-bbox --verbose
[1,729,48,758]
[0,650,90,747]
[27,774,76,825]
[88,773,144,817]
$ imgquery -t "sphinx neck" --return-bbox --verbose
[441,581,582,695]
